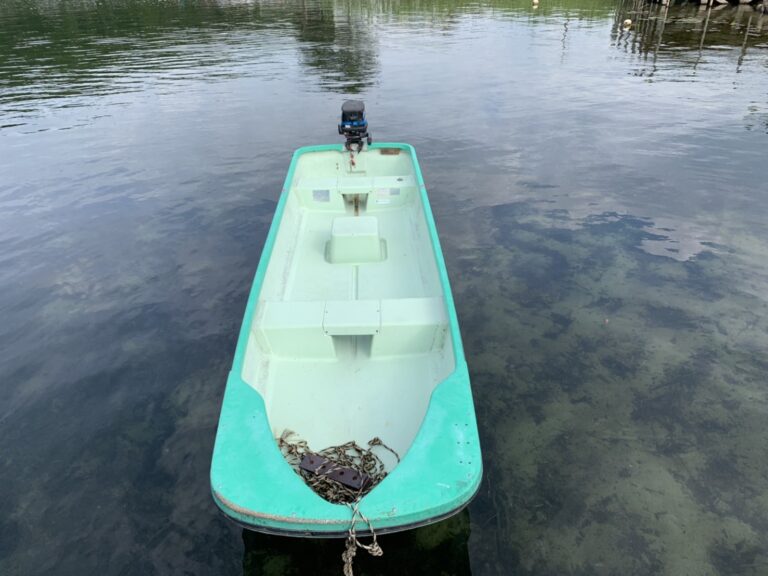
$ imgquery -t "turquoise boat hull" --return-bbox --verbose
[210,143,481,536]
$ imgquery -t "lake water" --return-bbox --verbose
[1,0,767,574]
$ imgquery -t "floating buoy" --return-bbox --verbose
[623,18,632,28]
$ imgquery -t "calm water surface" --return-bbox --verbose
[1,0,767,574]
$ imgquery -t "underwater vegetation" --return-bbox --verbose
[440,200,768,575]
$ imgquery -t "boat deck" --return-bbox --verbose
[211,144,482,537]
[241,148,456,463]
[284,209,433,300]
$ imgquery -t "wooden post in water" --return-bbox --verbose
[699,1,712,52]
[737,14,753,73]
[693,0,713,72]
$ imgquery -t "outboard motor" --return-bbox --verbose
[338,100,372,151]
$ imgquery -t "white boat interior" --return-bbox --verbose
[241,147,456,469]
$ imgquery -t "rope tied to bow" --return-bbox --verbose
[277,430,400,575]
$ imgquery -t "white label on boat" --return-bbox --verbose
[313,189,330,202]
[375,188,395,205]
[376,188,400,198]
[375,188,389,196]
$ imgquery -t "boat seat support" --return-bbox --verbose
[254,297,447,358]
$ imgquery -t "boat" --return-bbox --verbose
[210,102,482,536]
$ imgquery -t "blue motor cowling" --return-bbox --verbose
[338,100,372,151]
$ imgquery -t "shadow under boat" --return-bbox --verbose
[242,507,473,576]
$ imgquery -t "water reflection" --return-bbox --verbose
[242,509,472,575]
[612,0,768,76]
[289,1,378,93]
[0,0,381,122]
[442,202,768,575]
[3,0,764,123]
[1,0,768,574]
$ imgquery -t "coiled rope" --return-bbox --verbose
[277,430,400,575]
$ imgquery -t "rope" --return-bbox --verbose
[368,437,401,463]
[277,430,397,504]
[277,430,399,575]
[342,501,383,576]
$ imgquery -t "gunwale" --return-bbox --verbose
[210,143,482,536]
